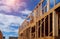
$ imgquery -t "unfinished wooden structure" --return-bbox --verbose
[18,0,60,39]
[0,31,3,39]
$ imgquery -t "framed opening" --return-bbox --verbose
[50,13,53,36]
[58,13,60,36]
[45,16,48,36]
[55,7,60,36]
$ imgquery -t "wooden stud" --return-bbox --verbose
[34,10,36,24]
[40,2,42,16]
[52,11,54,36]
[40,20,42,37]
[30,27,32,39]
[35,25,37,39]
[55,11,58,36]
[44,17,45,37]
[52,11,58,36]
[48,15,50,36]
[47,0,50,11]
[37,22,39,38]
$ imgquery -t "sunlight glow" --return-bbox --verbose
[5,0,17,7]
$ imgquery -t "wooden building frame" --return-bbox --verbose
[18,0,60,39]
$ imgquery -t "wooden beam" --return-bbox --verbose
[55,11,58,36]
[37,22,39,38]
[40,2,42,16]
[40,20,42,37]
[30,27,32,39]
[44,17,45,36]
[35,26,37,39]
[48,15,50,36]
[47,0,50,11]
[52,11,58,36]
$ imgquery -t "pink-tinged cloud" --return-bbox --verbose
[5,0,17,6]
[0,0,27,13]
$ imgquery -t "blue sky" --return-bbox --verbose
[0,0,40,39]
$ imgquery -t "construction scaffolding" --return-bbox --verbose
[18,0,60,39]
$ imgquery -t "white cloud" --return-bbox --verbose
[0,13,24,36]
[0,0,30,38]
[0,6,12,13]
[11,2,27,12]
[20,9,32,14]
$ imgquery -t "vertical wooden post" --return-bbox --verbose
[38,5,40,18]
[47,0,50,11]
[39,3,43,38]
[52,11,55,36]
[37,22,39,39]
[34,9,36,24]
[36,23,37,39]
[55,11,58,36]
[30,27,32,39]
[40,20,42,37]
[40,2,42,16]
[35,25,37,39]
[44,17,45,36]
[48,15,50,36]
[34,7,37,39]
[52,11,58,36]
